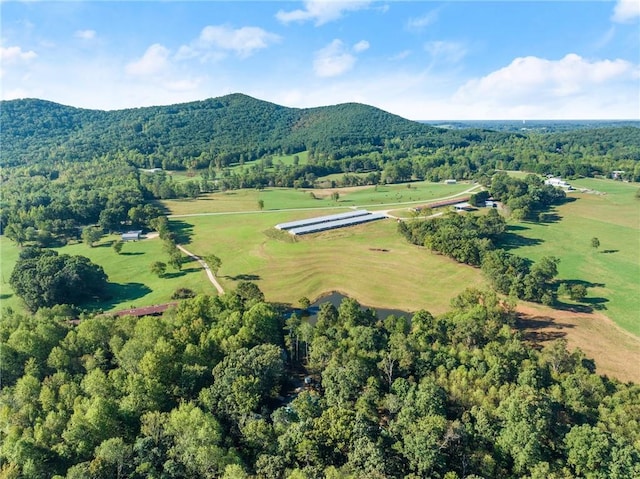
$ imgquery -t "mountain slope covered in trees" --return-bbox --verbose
[1,93,451,168]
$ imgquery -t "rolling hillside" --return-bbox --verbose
[1,93,450,168]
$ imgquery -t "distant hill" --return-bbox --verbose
[0,93,449,168]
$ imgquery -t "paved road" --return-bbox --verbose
[176,244,224,295]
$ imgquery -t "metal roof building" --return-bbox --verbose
[275,210,371,231]
[288,212,387,235]
[121,230,143,241]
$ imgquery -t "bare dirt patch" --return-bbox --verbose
[515,303,640,383]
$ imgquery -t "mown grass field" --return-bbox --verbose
[177,211,484,313]
[160,181,475,216]
[166,151,310,183]
[0,235,214,313]
[508,179,639,337]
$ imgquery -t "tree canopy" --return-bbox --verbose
[9,247,109,311]
[0,288,638,478]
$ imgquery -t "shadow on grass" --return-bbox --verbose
[515,314,573,347]
[0,293,13,300]
[120,252,144,256]
[537,212,563,224]
[150,201,171,215]
[163,267,201,279]
[226,274,261,281]
[553,297,609,313]
[581,297,609,310]
[496,231,544,251]
[561,279,605,288]
[600,249,619,254]
[170,220,194,244]
[163,271,186,279]
[97,282,152,310]
[504,224,530,232]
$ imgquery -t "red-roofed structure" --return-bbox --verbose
[114,302,178,317]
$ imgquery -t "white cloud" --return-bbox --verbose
[0,45,37,63]
[612,0,640,23]
[177,25,280,61]
[313,39,357,77]
[451,54,639,118]
[424,41,467,64]
[126,43,171,76]
[390,50,411,61]
[407,9,439,31]
[276,1,370,26]
[353,40,370,53]
[74,30,96,40]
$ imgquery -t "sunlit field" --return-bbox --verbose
[160,181,476,216]
[508,178,639,336]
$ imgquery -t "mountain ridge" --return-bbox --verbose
[1,93,445,168]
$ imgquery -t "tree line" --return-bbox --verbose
[0,287,638,478]
[398,173,571,305]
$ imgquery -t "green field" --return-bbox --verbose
[2,177,637,339]
[508,178,640,336]
[0,235,215,313]
[176,212,484,313]
[161,181,475,216]
[165,151,310,183]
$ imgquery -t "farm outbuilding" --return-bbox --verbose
[544,178,571,189]
[121,230,143,241]
[275,210,386,236]
[453,202,472,211]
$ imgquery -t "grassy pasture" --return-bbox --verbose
[0,236,22,312]
[166,151,310,182]
[161,181,475,216]
[508,178,640,336]
[0,235,214,313]
[178,212,484,313]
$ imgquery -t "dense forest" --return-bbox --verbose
[1,287,639,479]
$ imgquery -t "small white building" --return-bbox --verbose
[444,179,457,184]
[544,177,571,189]
[453,202,472,211]
[122,230,143,241]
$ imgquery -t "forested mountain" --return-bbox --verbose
[1,93,448,169]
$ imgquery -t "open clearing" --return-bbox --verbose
[159,181,474,216]
[506,178,639,337]
[0,235,214,313]
[1,178,637,383]
[178,212,484,314]
[516,302,640,383]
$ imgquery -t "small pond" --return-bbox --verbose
[305,291,412,322]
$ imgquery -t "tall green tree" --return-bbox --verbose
[9,248,108,311]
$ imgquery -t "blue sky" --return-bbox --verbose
[1,1,639,119]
